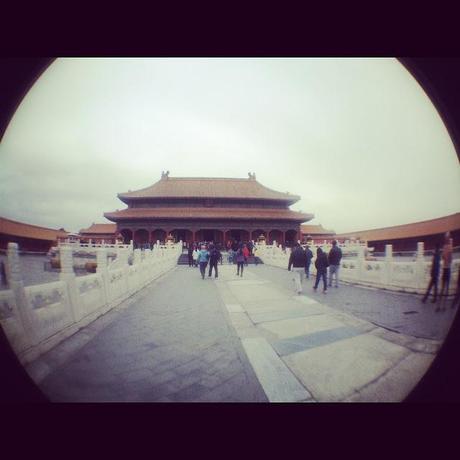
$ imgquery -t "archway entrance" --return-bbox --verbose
[120,228,133,244]
[229,229,249,243]
[151,229,166,244]
[196,229,224,245]
[252,229,266,241]
[285,229,298,247]
[134,229,149,246]
[172,229,193,245]
[269,230,284,245]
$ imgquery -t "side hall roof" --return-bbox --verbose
[79,223,117,235]
[0,217,68,241]
[334,213,460,241]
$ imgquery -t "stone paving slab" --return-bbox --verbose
[244,297,327,316]
[258,315,347,340]
[247,307,322,325]
[227,284,291,303]
[282,333,411,401]
[226,303,244,312]
[272,326,363,356]
[344,352,436,402]
[292,295,320,306]
[38,266,268,402]
[227,280,271,286]
[241,337,311,402]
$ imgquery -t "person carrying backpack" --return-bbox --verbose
[208,244,221,278]
[236,244,245,277]
[288,243,307,294]
[328,240,343,288]
[314,247,329,293]
[197,245,209,279]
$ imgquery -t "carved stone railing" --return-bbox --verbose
[256,242,459,295]
[0,241,182,364]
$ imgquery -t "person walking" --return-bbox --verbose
[328,240,342,288]
[208,244,221,279]
[313,247,329,293]
[253,246,259,266]
[197,245,209,280]
[228,248,234,264]
[236,244,245,277]
[421,243,440,304]
[187,244,194,267]
[192,246,199,268]
[288,243,307,295]
[439,232,453,301]
[451,266,460,309]
[304,244,313,279]
[242,244,250,266]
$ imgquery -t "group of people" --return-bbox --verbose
[422,232,460,311]
[186,241,256,279]
[288,240,343,294]
[187,243,223,279]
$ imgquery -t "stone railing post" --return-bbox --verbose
[96,247,109,305]
[356,245,365,280]
[415,242,426,291]
[383,244,393,286]
[7,243,37,345]
[134,249,142,265]
[59,245,78,322]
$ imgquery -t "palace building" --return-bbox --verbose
[0,216,68,252]
[104,172,314,246]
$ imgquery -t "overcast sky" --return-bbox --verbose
[1,58,459,233]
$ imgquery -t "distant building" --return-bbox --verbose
[0,217,68,252]
[78,223,118,244]
[300,224,336,243]
[104,172,314,246]
[334,213,460,251]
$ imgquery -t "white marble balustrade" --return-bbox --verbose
[255,242,459,295]
[0,242,182,364]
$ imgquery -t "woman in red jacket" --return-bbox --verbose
[242,244,250,266]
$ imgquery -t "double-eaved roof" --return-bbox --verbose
[105,207,312,222]
[118,176,300,204]
[106,175,312,223]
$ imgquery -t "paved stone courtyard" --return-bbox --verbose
[27,263,456,402]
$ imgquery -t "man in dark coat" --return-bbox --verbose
[313,247,329,293]
[328,240,343,288]
[187,244,194,267]
[288,243,307,294]
[304,245,314,279]
[422,244,441,304]
[208,244,221,278]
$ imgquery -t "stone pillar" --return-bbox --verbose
[383,244,393,286]
[7,243,37,346]
[59,245,78,322]
[134,248,142,265]
[356,245,365,280]
[415,241,426,291]
[96,247,109,305]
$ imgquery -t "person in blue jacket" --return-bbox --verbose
[197,245,210,280]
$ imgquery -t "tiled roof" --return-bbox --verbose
[0,217,68,241]
[300,224,336,235]
[335,213,460,241]
[104,207,313,222]
[79,223,117,235]
[118,177,300,203]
